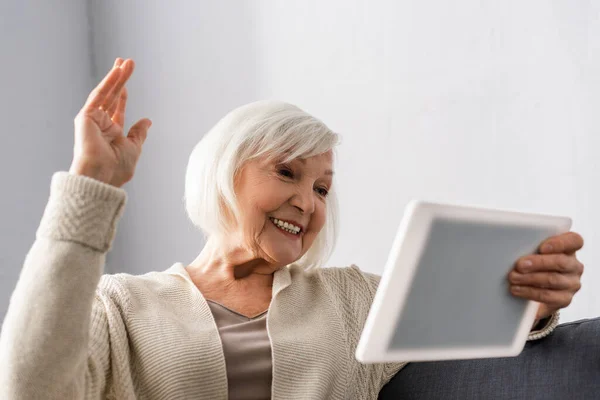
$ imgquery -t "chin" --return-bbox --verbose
[261,230,304,266]
[263,246,303,267]
[272,252,302,267]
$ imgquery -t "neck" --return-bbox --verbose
[186,235,277,290]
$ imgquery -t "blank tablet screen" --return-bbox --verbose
[388,217,550,351]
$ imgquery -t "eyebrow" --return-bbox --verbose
[296,158,334,176]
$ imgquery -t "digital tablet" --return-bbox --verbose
[355,200,572,363]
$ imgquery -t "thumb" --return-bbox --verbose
[127,118,152,146]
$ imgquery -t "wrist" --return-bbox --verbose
[69,160,114,185]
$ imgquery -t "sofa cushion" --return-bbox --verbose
[379,317,600,400]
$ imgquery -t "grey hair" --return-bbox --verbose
[184,100,340,270]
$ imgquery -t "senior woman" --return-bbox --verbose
[0,58,585,399]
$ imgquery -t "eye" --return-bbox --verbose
[315,187,329,197]
[277,166,294,178]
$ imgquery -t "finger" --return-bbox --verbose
[508,270,578,291]
[102,59,135,112]
[539,232,584,254]
[111,87,128,127]
[83,65,122,110]
[127,118,152,147]
[514,253,583,275]
[106,88,122,117]
[105,59,125,117]
[510,286,573,308]
[103,59,133,111]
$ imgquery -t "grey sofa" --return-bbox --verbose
[379,317,600,399]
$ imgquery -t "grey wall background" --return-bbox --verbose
[87,1,259,276]
[0,0,94,325]
[1,1,598,327]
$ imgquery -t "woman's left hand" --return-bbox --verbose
[508,231,585,321]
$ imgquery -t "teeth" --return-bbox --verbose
[271,218,301,234]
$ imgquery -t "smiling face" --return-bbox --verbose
[232,150,334,267]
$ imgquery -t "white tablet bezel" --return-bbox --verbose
[355,200,572,363]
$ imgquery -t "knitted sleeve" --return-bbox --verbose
[528,310,560,340]
[0,172,130,399]
[318,266,408,398]
[356,269,408,388]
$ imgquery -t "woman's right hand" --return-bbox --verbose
[69,57,152,187]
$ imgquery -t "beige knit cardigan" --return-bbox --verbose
[0,172,556,399]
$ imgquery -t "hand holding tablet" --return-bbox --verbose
[356,200,574,363]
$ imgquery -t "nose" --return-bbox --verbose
[290,186,315,215]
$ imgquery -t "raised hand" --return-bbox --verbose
[69,58,152,187]
[508,231,585,321]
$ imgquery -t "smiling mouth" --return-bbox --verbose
[269,217,302,235]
